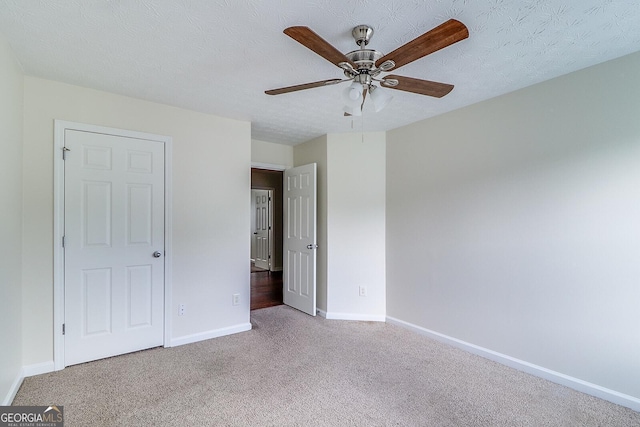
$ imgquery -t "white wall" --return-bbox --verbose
[0,33,24,405]
[294,135,328,312]
[387,52,640,402]
[22,77,251,365]
[293,132,386,319]
[326,132,386,320]
[251,139,293,168]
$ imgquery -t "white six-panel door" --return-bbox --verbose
[283,163,317,316]
[64,129,165,366]
[254,189,271,270]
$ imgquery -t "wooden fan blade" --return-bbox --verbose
[375,19,468,71]
[265,79,344,95]
[381,75,454,98]
[284,26,356,68]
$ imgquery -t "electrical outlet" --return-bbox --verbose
[232,294,240,306]
[359,286,367,297]
[178,304,186,316]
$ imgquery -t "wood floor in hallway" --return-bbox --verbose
[251,270,283,310]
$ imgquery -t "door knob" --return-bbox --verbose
[153,251,162,258]
[306,244,318,250]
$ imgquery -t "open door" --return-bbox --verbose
[283,163,317,316]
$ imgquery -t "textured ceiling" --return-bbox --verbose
[1,0,639,145]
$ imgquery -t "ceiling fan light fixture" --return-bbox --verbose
[369,85,393,112]
[342,82,363,106]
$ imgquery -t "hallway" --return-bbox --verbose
[250,269,283,310]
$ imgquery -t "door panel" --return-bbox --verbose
[127,184,153,245]
[82,268,112,335]
[84,181,112,246]
[64,129,165,366]
[283,163,317,316]
[127,265,153,328]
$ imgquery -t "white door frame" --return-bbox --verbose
[251,162,287,172]
[53,120,173,371]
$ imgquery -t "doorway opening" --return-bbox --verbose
[251,188,272,272]
[250,168,284,310]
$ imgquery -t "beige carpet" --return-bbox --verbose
[14,305,640,426]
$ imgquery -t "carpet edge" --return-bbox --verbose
[170,322,252,347]
[386,316,640,413]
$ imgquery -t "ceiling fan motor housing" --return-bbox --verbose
[344,25,389,84]
[345,49,383,70]
[344,48,384,84]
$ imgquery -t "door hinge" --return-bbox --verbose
[62,147,70,160]
[62,323,65,335]
[62,235,65,247]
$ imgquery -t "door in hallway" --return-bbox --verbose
[251,189,271,270]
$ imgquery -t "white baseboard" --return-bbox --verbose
[23,361,55,377]
[325,312,386,322]
[2,370,23,405]
[249,262,282,272]
[170,323,252,347]
[2,361,55,405]
[386,316,640,413]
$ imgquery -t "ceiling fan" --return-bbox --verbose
[265,19,469,116]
